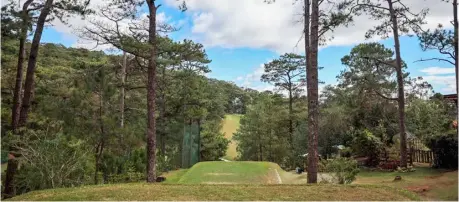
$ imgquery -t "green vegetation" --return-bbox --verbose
[1,0,458,200]
[8,184,418,201]
[177,161,279,184]
[355,166,458,201]
[161,169,189,184]
[221,114,242,160]
[6,161,456,201]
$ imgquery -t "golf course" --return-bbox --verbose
[7,160,457,201]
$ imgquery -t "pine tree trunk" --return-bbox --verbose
[146,0,158,183]
[388,0,407,168]
[11,0,33,132]
[307,0,319,184]
[18,0,54,128]
[3,2,32,197]
[3,0,53,198]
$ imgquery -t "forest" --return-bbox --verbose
[0,0,458,201]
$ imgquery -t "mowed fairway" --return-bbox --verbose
[178,161,281,184]
[221,114,242,160]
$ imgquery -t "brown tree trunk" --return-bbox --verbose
[18,0,54,128]
[3,0,53,198]
[11,0,33,132]
[146,0,158,183]
[388,0,407,168]
[3,2,33,198]
[307,0,319,184]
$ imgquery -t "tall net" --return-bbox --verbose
[181,122,200,168]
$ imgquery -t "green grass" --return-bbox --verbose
[177,161,280,184]
[8,184,419,201]
[5,161,456,201]
[354,166,458,201]
[161,169,189,184]
[221,114,242,160]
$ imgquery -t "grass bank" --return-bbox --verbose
[177,161,280,184]
[8,184,418,201]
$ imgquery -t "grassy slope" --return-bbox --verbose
[7,162,455,201]
[6,161,418,201]
[8,184,418,201]
[221,114,241,160]
[178,161,280,184]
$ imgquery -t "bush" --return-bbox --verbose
[427,133,458,169]
[351,129,384,167]
[12,131,93,194]
[325,157,359,184]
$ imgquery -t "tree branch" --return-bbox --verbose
[373,89,398,101]
[414,58,455,65]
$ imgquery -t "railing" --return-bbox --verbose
[408,139,434,164]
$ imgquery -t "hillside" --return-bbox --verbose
[221,114,242,160]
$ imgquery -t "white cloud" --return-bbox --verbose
[420,67,455,75]
[422,75,456,94]
[239,63,266,88]
[164,0,453,54]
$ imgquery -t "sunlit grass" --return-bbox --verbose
[221,114,242,160]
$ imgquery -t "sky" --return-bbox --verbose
[17,0,458,95]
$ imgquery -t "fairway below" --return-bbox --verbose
[178,161,281,184]
[221,114,242,160]
[8,184,418,201]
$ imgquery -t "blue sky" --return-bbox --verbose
[36,0,456,95]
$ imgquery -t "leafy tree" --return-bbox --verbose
[200,119,230,161]
[3,0,91,198]
[261,53,305,148]
[233,92,290,166]
[355,0,428,168]
[406,98,455,141]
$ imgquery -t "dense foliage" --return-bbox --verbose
[0,35,235,194]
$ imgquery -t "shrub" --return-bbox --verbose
[351,129,384,167]
[12,131,93,194]
[426,133,458,169]
[325,157,359,184]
